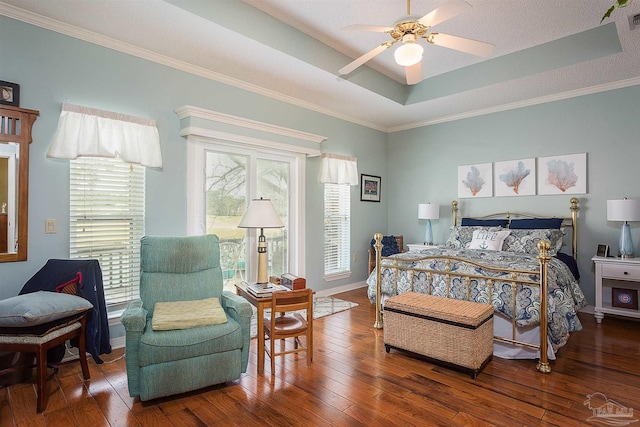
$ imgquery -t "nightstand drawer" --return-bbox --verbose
[601,263,640,281]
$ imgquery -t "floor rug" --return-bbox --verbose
[250,296,358,338]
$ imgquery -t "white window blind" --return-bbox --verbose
[70,157,145,310]
[324,183,350,278]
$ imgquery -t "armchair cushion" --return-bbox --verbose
[152,297,227,331]
[139,317,243,366]
[0,291,93,328]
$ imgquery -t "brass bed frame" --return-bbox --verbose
[372,197,579,374]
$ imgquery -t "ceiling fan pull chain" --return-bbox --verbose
[407,0,411,15]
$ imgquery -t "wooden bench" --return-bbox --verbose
[383,292,493,379]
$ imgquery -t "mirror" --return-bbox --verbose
[0,105,38,262]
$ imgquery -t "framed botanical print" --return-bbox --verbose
[494,158,536,197]
[538,153,587,195]
[458,163,492,198]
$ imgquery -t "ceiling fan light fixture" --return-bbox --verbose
[394,34,424,66]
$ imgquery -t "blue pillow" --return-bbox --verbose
[461,218,508,227]
[510,218,563,229]
[370,236,400,257]
[0,291,93,327]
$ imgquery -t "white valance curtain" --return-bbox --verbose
[47,103,162,168]
[320,153,358,186]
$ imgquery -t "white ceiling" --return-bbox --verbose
[1,0,639,131]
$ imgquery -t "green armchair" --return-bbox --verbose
[121,235,252,401]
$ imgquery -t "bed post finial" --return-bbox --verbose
[536,240,551,374]
[452,200,459,226]
[374,233,384,329]
[570,197,579,261]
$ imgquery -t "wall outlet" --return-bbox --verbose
[352,253,357,263]
[45,219,57,234]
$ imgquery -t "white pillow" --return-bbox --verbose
[467,229,511,251]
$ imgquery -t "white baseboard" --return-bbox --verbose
[579,305,595,315]
[315,281,367,298]
[110,336,125,350]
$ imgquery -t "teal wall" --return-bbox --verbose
[387,86,640,305]
[0,17,388,300]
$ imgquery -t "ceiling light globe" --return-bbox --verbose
[394,42,424,67]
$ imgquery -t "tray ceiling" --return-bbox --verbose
[1,0,639,131]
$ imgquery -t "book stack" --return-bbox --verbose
[243,281,289,298]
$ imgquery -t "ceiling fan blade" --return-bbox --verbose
[343,24,394,33]
[405,62,423,85]
[339,42,392,75]
[418,0,472,28]
[428,32,494,57]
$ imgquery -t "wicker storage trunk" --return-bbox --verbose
[384,292,494,379]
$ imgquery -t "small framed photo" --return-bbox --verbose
[0,81,20,107]
[360,174,381,202]
[597,244,610,258]
[612,288,638,310]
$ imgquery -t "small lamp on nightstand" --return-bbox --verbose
[418,203,440,245]
[607,197,640,258]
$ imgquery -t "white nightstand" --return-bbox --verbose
[592,256,640,323]
[406,243,441,251]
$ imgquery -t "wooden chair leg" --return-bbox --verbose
[78,317,90,380]
[270,336,276,376]
[36,345,47,413]
[309,326,313,363]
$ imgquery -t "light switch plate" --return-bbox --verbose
[45,219,57,234]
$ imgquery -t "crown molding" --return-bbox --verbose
[175,105,326,144]
[389,76,640,133]
[3,3,637,135]
[0,3,384,133]
[179,126,321,157]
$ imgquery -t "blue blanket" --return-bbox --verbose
[21,259,112,364]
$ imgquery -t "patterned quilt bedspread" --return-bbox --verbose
[366,247,587,352]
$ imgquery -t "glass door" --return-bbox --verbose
[204,149,291,291]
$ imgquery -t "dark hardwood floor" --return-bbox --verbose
[2,287,640,426]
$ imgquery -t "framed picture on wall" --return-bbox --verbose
[457,163,492,198]
[494,158,536,197]
[0,81,19,107]
[537,153,587,195]
[360,174,381,202]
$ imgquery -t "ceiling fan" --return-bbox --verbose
[338,0,495,85]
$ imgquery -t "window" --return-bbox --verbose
[70,157,145,311]
[324,183,351,279]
